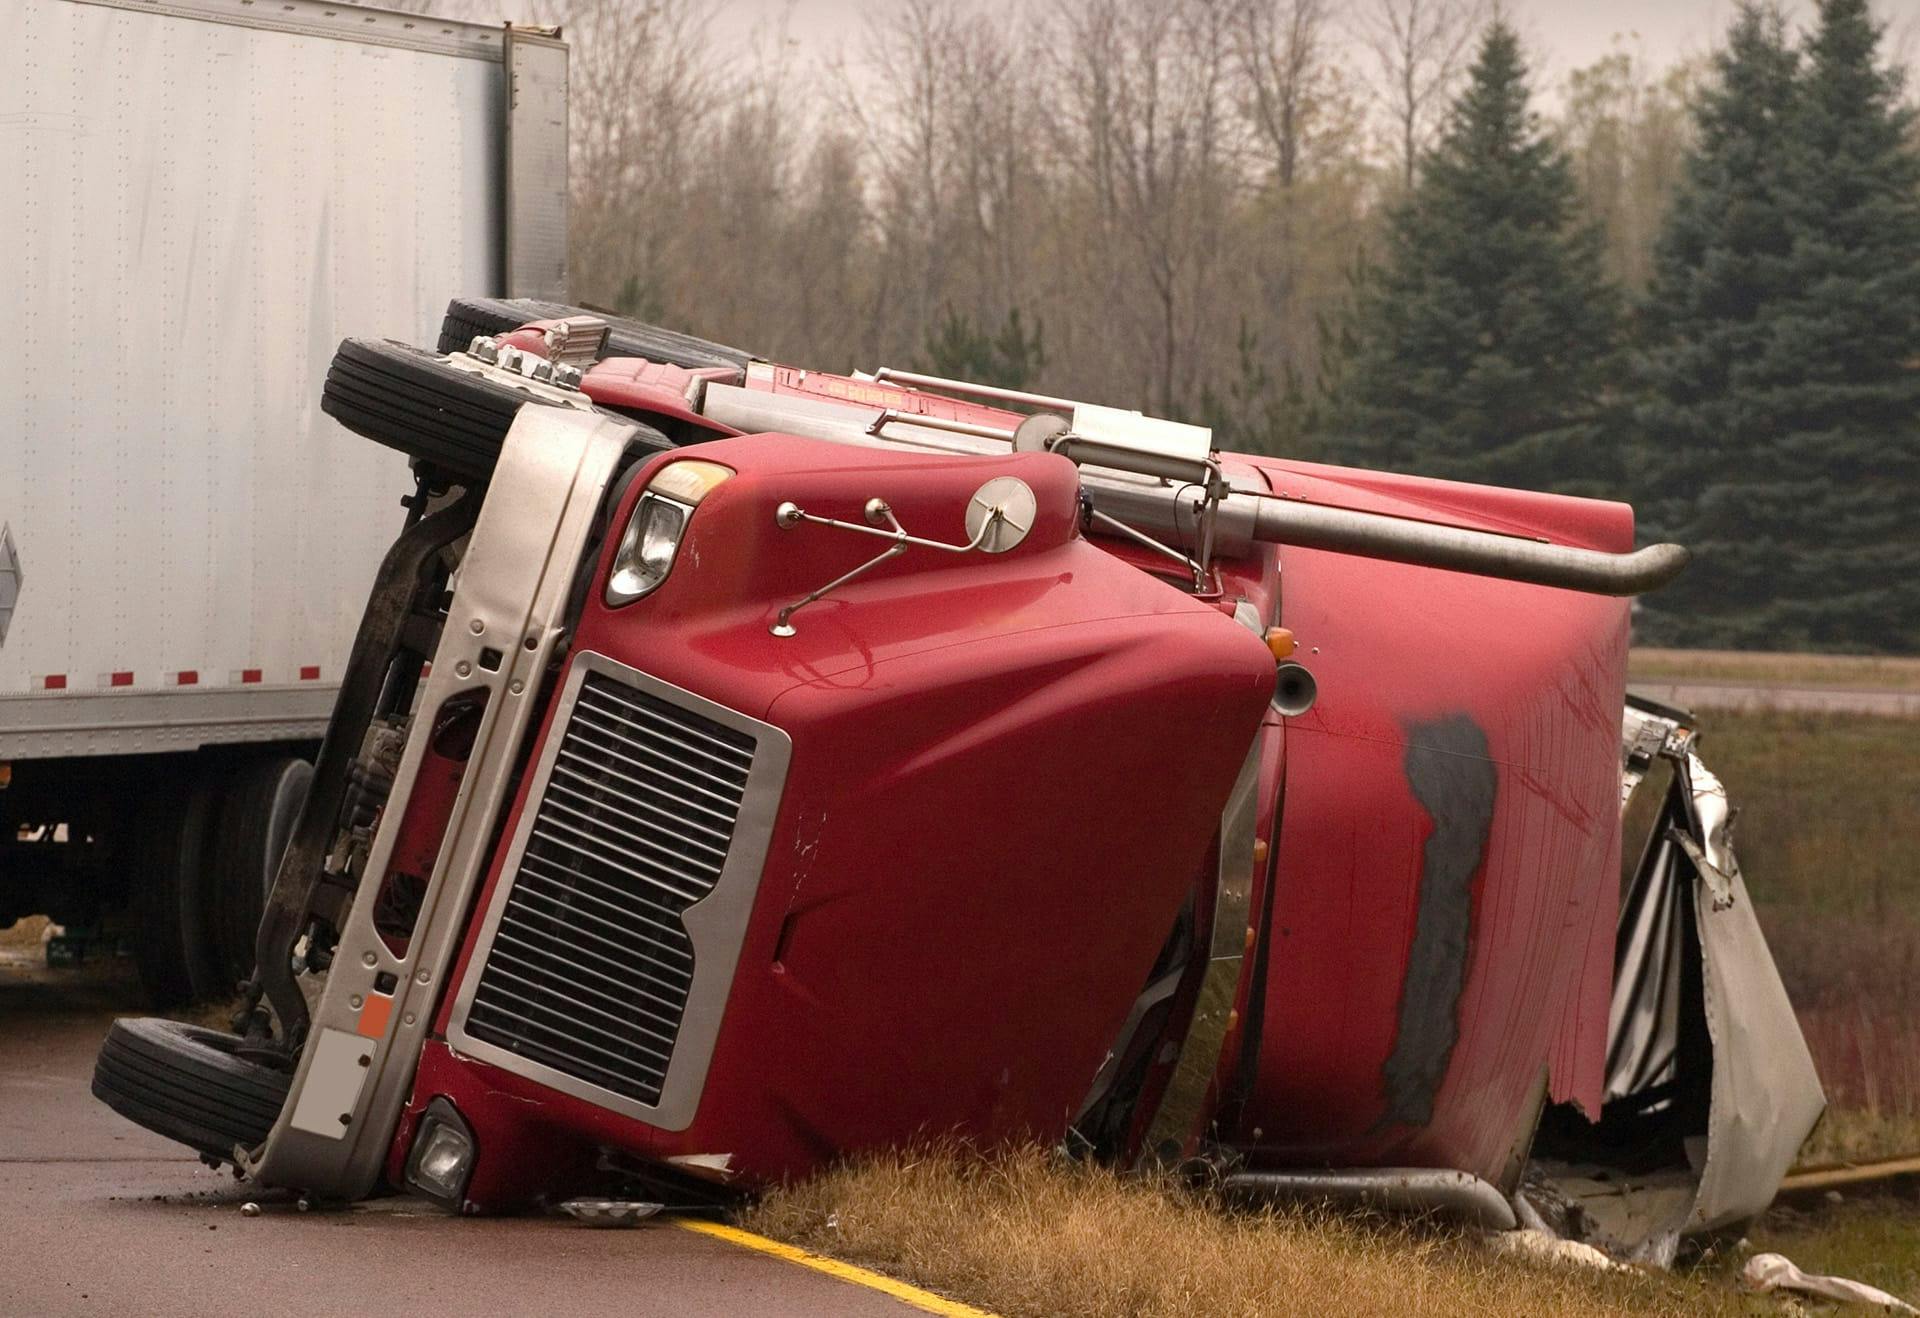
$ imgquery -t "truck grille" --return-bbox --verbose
[464,669,758,1106]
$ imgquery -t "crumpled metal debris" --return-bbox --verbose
[1742,1252,1918,1313]
[1488,1228,1627,1274]
[557,1198,663,1228]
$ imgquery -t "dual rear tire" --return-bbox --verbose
[130,755,311,1008]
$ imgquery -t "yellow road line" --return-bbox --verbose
[678,1219,998,1318]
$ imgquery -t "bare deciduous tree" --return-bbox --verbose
[1050,0,1243,415]
[1558,48,1697,292]
[1357,0,1485,189]
[564,0,716,318]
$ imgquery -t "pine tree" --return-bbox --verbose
[917,307,1048,391]
[1636,0,1920,650]
[1325,22,1623,494]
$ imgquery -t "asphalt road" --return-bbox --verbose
[1629,680,1920,717]
[0,954,916,1318]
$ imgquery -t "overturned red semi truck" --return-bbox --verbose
[95,301,1822,1253]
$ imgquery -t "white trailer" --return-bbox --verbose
[0,0,569,1001]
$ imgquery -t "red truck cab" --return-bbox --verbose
[96,310,1813,1253]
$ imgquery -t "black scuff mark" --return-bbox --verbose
[1376,714,1498,1130]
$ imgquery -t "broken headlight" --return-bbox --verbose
[605,460,733,606]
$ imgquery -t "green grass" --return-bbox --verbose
[1684,707,1920,1161]
[1698,708,1920,922]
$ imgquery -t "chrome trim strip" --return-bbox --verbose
[445,651,791,1132]
[246,407,638,1200]
[1136,733,1263,1164]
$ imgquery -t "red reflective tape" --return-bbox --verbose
[175,671,199,686]
[43,674,66,691]
[299,665,321,681]
[241,669,263,684]
[109,671,134,687]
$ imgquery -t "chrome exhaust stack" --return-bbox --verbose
[1242,495,1691,597]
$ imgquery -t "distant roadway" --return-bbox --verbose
[1629,680,1920,718]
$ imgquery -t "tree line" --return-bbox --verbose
[555,0,1920,652]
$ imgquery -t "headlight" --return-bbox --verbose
[404,1097,476,1210]
[605,460,733,606]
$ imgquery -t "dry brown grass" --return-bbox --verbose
[0,914,51,948]
[743,1145,1735,1318]
[1630,648,1920,691]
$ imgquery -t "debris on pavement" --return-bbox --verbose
[558,1198,664,1228]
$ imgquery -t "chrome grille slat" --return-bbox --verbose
[475,956,680,1063]
[468,993,675,1070]
[491,924,694,1014]
[478,954,683,1052]
[555,743,741,827]
[466,668,755,1107]
[538,779,730,870]
[507,880,696,969]
[462,1010,665,1096]
[535,796,723,889]
[548,760,735,847]
[513,858,701,959]
[527,815,714,904]
[565,711,750,799]
[576,687,757,767]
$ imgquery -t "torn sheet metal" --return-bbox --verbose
[1683,746,1824,1233]
[1531,698,1824,1251]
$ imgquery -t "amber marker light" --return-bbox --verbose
[1265,627,1297,661]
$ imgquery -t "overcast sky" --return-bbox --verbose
[701,0,1917,99]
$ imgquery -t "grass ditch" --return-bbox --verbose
[742,1145,1758,1317]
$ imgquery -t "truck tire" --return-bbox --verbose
[437,296,754,371]
[92,1018,292,1163]
[322,337,656,482]
[207,756,312,988]
[129,776,220,1008]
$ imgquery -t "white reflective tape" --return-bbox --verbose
[289,1028,376,1140]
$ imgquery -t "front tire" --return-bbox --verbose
[321,338,673,483]
[92,1018,292,1163]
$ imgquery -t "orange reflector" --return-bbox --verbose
[357,992,395,1040]
[0,763,11,789]
[1252,837,1269,866]
[1265,628,1296,661]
